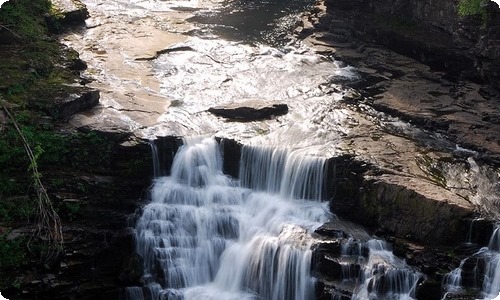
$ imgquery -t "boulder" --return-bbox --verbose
[208,100,288,121]
[48,0,89,30]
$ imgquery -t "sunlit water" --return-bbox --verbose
[60,0,500,299]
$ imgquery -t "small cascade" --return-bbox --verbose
[312,223,422,300]
[350,240,421,300]
[441,224,500,300]
[441,265,463,297]
[239,145,327,200]
[483,225,500,299]
[338,237,367,287]
[128,137,331,300]
[149,140,161,178]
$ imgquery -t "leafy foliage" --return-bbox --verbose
[457,0,488,23]
[0,0,51,39]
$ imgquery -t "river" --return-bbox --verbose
[59,0,499,299]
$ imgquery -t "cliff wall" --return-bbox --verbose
[322,0,500,88]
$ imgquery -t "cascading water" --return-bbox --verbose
[322,234,422,300]
[352,240,421,300]
[128,137,425,300]
[129,137,331,299]
[441,224,500,300]
[482,225,500,299]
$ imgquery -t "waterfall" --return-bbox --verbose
[483,225,500,299]
[239,145,327,200]
[346,240,421,300]
[130,137,331,299]
[441,224,500,300]
[149,140,161,178]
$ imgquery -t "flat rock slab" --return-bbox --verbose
[29,86,99,121]
[208,100,288,121]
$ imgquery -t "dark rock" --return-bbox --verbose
[119,253,144,285]
[68,58,87,71]
[151,136,183,177]
[208,100,288,121]
[312,240,342,254]
[217,137,242,178]
[314,224,348,239]
[311,254,343,279]
[331,173,476,246]
[315,279,353,300]
[416,278,442,300]
[29,87,99,121]
[316,0,500,90]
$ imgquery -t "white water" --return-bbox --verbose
[352,240,421,300]
[128,137,425,300]
[442,224,500,300]
[336,238,421,300]
[483,225,500,299]
[131,137,331,299]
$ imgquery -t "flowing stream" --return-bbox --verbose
[60,0,499,299]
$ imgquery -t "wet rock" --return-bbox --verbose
[416,278,442,300]
[315,280,353,300]
[332,173,476,246]
[208,100,288,121]
[217,137,242,178]
[47,0,89,31]
[314,224,349,239]
[312,253,343,279]
[119,253,144,285]
[29,87,99,121]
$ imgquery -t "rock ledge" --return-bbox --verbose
[208,100,288,121]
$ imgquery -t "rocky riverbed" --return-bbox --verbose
[1,0,500,299]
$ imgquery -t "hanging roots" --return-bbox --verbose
[1,100,63,262]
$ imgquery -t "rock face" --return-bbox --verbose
[298,2,500,298]
[319,0,500,89]
[208,100,288,121]
[1,136,183,300]
[334,173,474,245]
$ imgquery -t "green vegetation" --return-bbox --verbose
[457,0,488,23]
[0,112,113,172]
[0,0,82,108]
[0,0,51,39]
[0,0,95,282]
[0,235,27,269]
